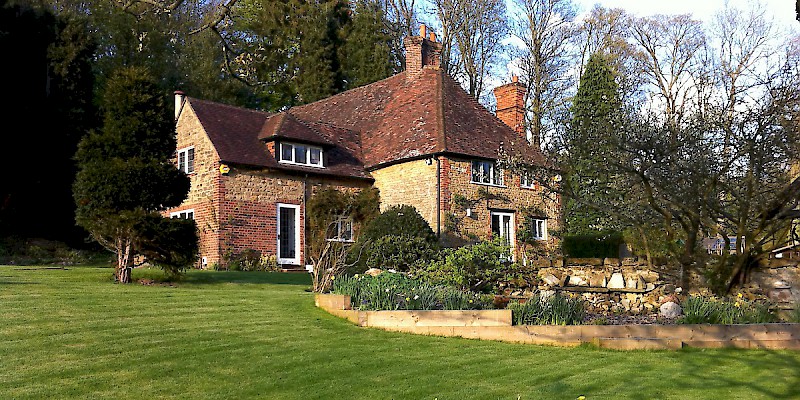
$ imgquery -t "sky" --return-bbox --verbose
[572,0,798,31]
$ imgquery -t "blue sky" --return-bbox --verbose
[572,0,797,30]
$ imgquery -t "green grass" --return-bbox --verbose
[1,266,799,399]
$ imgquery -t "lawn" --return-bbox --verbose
[1,266,799,399]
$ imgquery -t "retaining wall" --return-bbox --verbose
[315,294,800,350]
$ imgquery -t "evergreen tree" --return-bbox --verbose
[73,67,196,283]
[564,52,623,236]
[0,1,97,245]
[341,0,395,90]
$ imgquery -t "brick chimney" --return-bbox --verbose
[404,24,443,79]
[494,76,531,143]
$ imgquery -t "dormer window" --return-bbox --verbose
[279,142,323,168]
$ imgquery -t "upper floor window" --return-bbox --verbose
[327,216,353,242]
[471,160,503,186]
[520,173,535,189]
[279,142,323,168]
[171,209,195,220]
[178,146,195,174]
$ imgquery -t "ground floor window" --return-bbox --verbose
[327,216,353,242]
[530,218,547,240]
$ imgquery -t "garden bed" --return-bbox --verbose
[315,293,800,350]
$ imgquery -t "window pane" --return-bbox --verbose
[341,220,352,241]
[492,167,503,185]
[281,143,293,161]
[309,147,321,165]
[187,211,194,220]
[295,145,307,164]
[187,148,195,174]
[178,151,186,172]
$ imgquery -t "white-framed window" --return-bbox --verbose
[177,146,195,174]
[531,218,547,240]
[171,209,195,220]
[471,160,503,186]
[279,142,324,168]
[520,173,535,189]
[327,216,353,242]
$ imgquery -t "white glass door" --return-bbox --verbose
[277,203,301,265]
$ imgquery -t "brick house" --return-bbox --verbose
[168,26,561,269]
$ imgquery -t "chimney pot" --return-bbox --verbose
[174,90,186,121]
[404,25,443,79]
[512,75,518,83]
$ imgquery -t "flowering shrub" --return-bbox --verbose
[679,294,775,324]
[507,292,586,325]
[412,237,515,293]
[331,273,490,311]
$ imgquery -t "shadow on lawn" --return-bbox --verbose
[178,270,312,286]
[675,348,800,399]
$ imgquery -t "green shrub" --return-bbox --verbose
[223,249,279,272]
[349,205,438,273]
[362,235,439,272]
[562,230,622,258]
[359,205,437,244]
[332,273,489,311]
[507,292,586,325]
[679,295,776,324]
[412,237,513,293]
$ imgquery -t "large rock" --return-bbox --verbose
[607,273,625,289]
[568,275,589,286]
[659,301,683,319]
[541,273,560,286]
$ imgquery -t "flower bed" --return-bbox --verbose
[315,293,800,350]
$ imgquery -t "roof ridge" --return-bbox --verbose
[188,96,272,116]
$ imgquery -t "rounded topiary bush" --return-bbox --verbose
[349,205,439,272]
[359,205,437,244]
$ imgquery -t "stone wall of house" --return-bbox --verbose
[171,102,373,268]
[440,156,562,254]
[169,103,223,268]
[218,168,370,268]
[371,159,439,231]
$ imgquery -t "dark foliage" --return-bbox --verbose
[359,205,437,244]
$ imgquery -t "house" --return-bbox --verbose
[168,25,562,269]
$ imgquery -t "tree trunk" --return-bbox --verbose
[116,236,133,284]
[116,266,132,284]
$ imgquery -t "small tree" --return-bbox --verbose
[73,67,196,283]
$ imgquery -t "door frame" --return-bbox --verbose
[490,210,516,260]
[277,203,301,265]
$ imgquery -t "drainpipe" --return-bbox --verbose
[303,174,308,268]
[436,156,441,238]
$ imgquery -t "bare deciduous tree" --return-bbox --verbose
[631,14,707,130]
[512,0,578,147]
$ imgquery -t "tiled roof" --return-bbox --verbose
[185,66,544,179]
